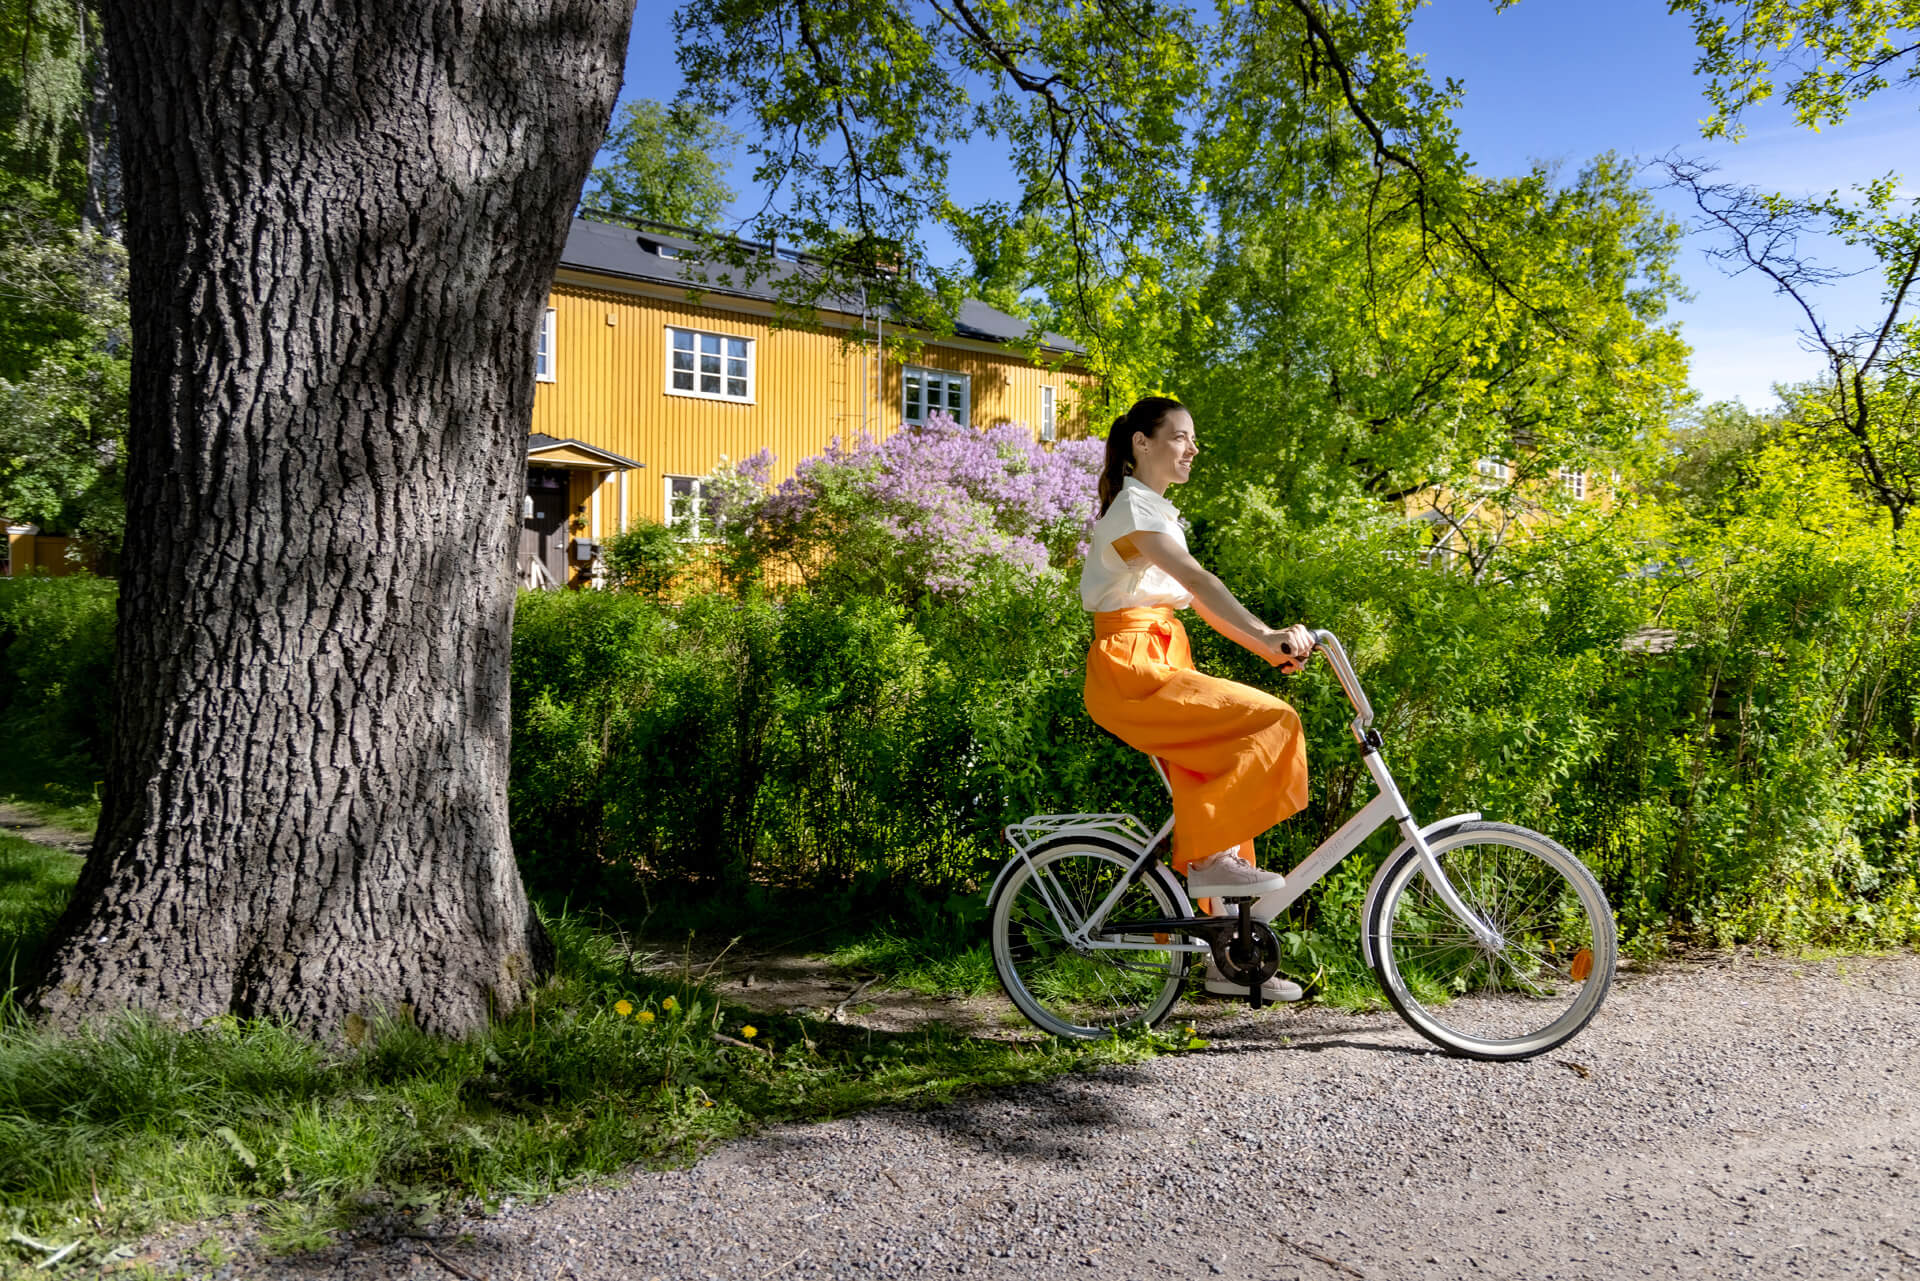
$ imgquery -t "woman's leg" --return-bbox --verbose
[1086,619,1308,871]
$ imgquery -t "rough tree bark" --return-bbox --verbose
[31,0,635,1038]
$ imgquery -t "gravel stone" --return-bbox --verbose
[150,953,1920,1280]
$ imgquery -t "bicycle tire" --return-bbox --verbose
[1368,821,1615,1061]
[989,836,1190,1039]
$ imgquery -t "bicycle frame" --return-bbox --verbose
[996,631,1503,955]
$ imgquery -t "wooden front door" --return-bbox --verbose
[520,466,570,588]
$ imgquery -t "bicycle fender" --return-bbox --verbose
[984,827,1191,916]
[1358,812,1481,970]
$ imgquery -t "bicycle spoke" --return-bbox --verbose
[992,843,1187,1038]
[1376,825,1614,1059]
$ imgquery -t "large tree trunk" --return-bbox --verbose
[31,0,634,1038]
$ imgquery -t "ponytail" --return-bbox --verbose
[1096,396,1186,515]
[1096,414,1133,516]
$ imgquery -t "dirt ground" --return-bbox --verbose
[0,801,89,853]
[625,932,1022,1038]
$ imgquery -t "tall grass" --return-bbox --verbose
[0,833,81,993]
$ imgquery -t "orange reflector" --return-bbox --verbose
[1155,933,1171,944]
[1570,948,1594,981]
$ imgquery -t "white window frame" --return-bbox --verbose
[665,474,708,540]
[666,326,755,404]
[1039,385,1057,442]
[1475,456,1508,482]
[1560,467,1587,500]
[535,307,557,383]
[903,365,970,426]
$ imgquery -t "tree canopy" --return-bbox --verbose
[1668,0,1920,137]
[579,98,741,230]
[0,0,122,548]
[673,1,1503,372]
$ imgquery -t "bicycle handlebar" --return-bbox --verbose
[1309,629,1375,734]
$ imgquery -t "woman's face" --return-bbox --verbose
[1134,408,1198,487]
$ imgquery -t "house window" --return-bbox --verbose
[1039,385,1057,442]
[1560,467,1587,499]
[904,366,969,425]
[535,307,556,382]
[667,327,753,402]
[665,475,707,539]
[1475,456,1508,482]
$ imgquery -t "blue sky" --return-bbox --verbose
[623,0,1916,408]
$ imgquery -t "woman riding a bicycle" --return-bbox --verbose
[1080,396,1315,999]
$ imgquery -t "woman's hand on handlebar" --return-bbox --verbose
[1266,623,1315,673]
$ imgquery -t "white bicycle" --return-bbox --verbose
[987,631,1616,1061]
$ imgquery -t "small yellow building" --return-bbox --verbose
[524,218,1094,587]
[2,525,81,578]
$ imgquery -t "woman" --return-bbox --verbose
[1079,396,1313,1000]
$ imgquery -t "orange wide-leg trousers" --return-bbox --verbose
[1084,607,1309,873]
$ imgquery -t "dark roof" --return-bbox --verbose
[556,218,1085,356]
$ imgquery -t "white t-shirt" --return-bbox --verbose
[1078,477,1196,612]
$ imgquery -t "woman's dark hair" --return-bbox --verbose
[1097,396,1186,515]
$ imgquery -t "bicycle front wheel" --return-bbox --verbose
[1369,821,1615,1061]
[989,837,1190,1039]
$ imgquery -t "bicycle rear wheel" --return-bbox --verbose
[989,837,1189,1039]
[1369,821,1615,1061]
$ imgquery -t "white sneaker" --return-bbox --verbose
[1198,961,1304,1002]
[1184,848,1286,898]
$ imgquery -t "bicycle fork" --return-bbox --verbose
[1359,744,1504,952]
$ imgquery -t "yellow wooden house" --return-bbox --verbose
[523,217,1095,587]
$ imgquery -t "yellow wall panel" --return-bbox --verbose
[531,278,1097,530]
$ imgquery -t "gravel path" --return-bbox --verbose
[210,953,1920,1281]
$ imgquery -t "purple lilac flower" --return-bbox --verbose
[716,410,1104,596]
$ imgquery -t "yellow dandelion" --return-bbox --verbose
[637,1010,656,1024]
[741,1025,758,1039]
[613,999,633,1017]
[661,996,679,1013]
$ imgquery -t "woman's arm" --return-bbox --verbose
[1118,531,1314,671]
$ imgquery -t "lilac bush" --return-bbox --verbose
[714,411,1105,597]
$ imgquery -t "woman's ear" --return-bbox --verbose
[1132,430,1152,458]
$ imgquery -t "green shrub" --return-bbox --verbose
[600,520,689,596]
[0,574,116,781]
[508,460,1920,955]
[9,435,1918,958]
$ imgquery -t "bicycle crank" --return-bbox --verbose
[1103,901,1283,1008]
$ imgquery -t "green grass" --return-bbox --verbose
[815,927,1000,997]
[0,833,82,992]
[0,844,1179,1274]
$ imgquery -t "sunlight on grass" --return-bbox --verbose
[816,928,999,997]
[0,861,1175,1271]
[0,754,102,834]
[0,833,81,990]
